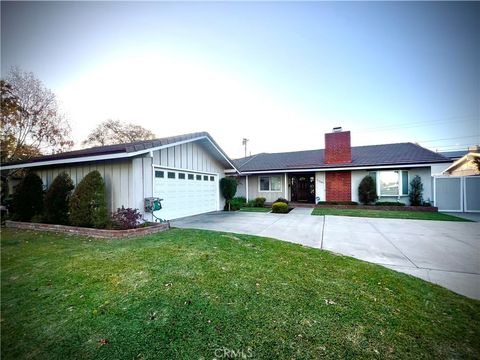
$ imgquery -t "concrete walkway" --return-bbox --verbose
[172,209,480,300]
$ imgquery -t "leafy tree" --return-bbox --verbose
[69,171,108,228]
[82,119,155,147]
[409,175,423,206]
[43,172,75,225]
[12,172,44,221]
[220,177,237,211]
[358,175,377,204]
[0,68,73,164]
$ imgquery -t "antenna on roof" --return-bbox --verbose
[242,138,249,158]
[333,127,343,133]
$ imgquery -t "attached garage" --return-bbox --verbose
[2,132,238,221]
[153,167,219,220]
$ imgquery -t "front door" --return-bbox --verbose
[290,174,315,203]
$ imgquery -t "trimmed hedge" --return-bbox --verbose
[69,170,108,228]
[272,201,289,213]
[254,197,266,207]
[358,175,377,205]
[43,172,74,225]
[12,172,44,221]
[317,201,358,205]
[375,201,405,206]
[274,197,289,205]
[227,197,247,211]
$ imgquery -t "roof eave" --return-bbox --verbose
[230,160,452,175]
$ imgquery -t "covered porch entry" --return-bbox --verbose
[289,173,316,204]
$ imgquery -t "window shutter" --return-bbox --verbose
[402,171,409,195]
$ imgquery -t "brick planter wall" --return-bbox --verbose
[315,205,438,212]
[5,220,170,239]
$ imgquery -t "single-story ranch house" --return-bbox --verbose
[2,129,452,221]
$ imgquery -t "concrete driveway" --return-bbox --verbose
[172,208,480,300]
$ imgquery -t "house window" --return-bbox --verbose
[259,176,282,192]
[188,174,194,180]
[196,174,202,180]
[155,170,164,178]
[379,170,409,196]
[167,172,176,179]
[178,173,186,180]
[204,175,208,181]
[210,176,215,181]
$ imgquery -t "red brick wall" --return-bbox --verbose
[325,131,352,164]
[326,171,351,201]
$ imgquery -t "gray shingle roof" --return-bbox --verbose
[439,150,469,161]
[2,132,233,167]
[233,143,450,172]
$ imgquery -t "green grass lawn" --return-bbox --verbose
[239,207,271,213]
[1,228,479,359]
[311,208,470,221]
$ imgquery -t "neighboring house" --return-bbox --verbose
[442,147,480,176]
[231,128,451,205]
[439,150,471,162]
[1,132,237,221]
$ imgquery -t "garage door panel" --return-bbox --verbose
[153,168,218,220]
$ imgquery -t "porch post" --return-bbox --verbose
[284,173,288,200]
[246,175,249,201]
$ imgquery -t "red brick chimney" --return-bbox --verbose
[324,127,352,164]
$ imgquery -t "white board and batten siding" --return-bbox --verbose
[34,159,135,213]
[34,140,228,221]
[141,141,227,220]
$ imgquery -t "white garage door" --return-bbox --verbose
[153,168,219,220]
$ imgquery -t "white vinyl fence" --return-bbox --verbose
[433,176,480,212]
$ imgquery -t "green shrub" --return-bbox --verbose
[409,175,423,206]
[375,201,405,206]
[43,172,75,225]
[12,172,44,221]
[220,177,237,211]
[358,175,377,204]
[227,197,246,211]
[271,202,289,213]
[69,170,108,228]
[254,197,266,207]
[111,206,142,229]
[317,201,358,205]
[246,200,256,207]
[274,197,289,205]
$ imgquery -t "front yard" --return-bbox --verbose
[1,228,479,359]
[312,208,470,221]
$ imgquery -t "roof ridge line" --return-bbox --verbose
[237,153,263,169]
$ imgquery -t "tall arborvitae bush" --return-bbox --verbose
[43,172,74,225]
[220,177,237,211]
[12,172,44,221]
[358,175,377,205]
[69,170,108,228]
[409,175,423,206]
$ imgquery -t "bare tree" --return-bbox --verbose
[82,119,156,147]
[1,67,73,163]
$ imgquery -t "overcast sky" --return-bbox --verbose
[1,1,479,159]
